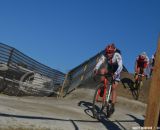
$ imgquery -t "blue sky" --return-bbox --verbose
[0,0,159,73]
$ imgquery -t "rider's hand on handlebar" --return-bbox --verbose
[93,69,98,76]
[112,74,116,80]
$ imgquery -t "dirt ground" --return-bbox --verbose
[0,87,146,130]
[78,71,151,103]
[118,72,151,103]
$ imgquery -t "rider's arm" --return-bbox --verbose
[146,56,149,65]
[151,55,155,60]
[114,53,123,75]
[94,55,106,70]
[134,56,139,71]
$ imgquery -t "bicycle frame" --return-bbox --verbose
[95,78,107,102]
[95,77,112,103]
[134,73,144,100]
[95,73,113,101]
[92,73,113,118]
[137,74,144,85]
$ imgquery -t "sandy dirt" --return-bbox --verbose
[0,88,146,130]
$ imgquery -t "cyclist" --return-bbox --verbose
[150,52,156,76]
[134,52,149,84]
[94,43,123,115]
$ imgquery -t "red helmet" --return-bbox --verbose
[105,43,116,55]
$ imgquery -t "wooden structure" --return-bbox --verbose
[144,37,160,129]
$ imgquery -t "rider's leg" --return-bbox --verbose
[144,63,149,79]
[135,67,140,82]
[100,68,107,83]
[143,68,148,79]
[109,81,119,114]
[134,66,140,89]
[99,68,108,100]
[111,81,118,104]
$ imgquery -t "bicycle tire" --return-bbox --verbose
[106,103,112,118]
[92,83,106,118]
[136,81,141,100]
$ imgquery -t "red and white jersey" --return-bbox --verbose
[136,55,149,65]
[94,52,123,75]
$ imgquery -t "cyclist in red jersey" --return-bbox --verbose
[134,52,149,84]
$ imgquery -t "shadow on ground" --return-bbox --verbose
[78,101,144,130]
[121,77,141,100]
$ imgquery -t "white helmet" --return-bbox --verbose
[141,52,147,57]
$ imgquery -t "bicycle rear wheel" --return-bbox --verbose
[92,83,106,118]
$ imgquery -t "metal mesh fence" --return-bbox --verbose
[0,43,65,96]
[61,50,128,96]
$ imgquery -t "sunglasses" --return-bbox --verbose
[106,51,114,54]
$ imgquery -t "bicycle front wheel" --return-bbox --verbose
[135,81,141,100]
[92,83,106,118]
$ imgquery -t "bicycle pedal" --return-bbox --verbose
[96,99,103,102]
[100,88,104,97]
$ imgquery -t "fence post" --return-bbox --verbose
[1,48,15,93]
[80,64,88,81]
[96,57,99,63]
[59,73,69,98]
[7,48,15,66]
[144,36,160,129]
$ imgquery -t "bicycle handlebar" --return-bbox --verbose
[96,73,113,78]
[93,73,113,83]
[137,74,145,77]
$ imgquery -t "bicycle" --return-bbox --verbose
[134,73,144,100]
[92,73,113,119]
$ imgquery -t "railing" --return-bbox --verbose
[0,43,65,96]
[60,50,128,97]
[0,43,128,97]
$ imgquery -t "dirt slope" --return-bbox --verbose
[118,72,151,103]
[0,87,146,130]
[79,71,151,103]
[0,71,150,130]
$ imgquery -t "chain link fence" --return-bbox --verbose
[61,50,128,97]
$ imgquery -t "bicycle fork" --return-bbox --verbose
[106,84,112,103]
